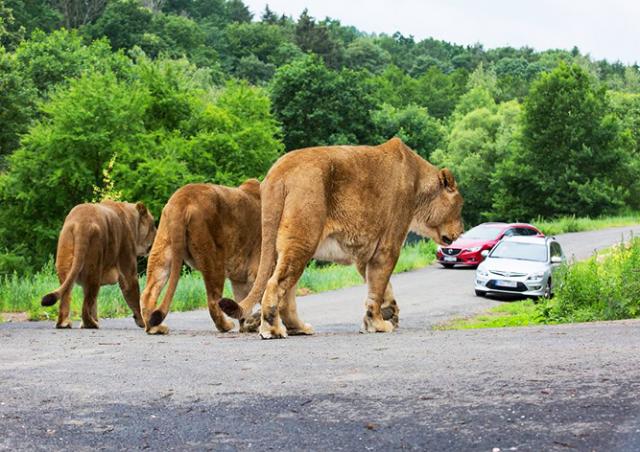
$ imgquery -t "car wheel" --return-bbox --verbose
[475,290,486,297]
[543,279,552,299]
[441,263,454,269]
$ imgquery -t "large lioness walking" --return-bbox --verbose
[140,180,313,335]
[220,138,464,339]
[41,201,156,329]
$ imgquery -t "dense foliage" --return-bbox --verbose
[1,0,639,273]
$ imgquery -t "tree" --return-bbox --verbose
[52,0,107,28]
[431,101,522,224]
[0,56,284,271]
[491,63,635,220]
[344,38,390,74]
[372,103,444,159]
[15,28,129,95]
[270,55,378,150]
[414,67,468,119]
[294,9,343,69]
[0,47,37,161]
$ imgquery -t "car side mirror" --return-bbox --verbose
[551,256,562,264]
[481,250,489,258]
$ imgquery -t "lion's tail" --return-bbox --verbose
[41,224,93,306]
[147,210,187,329]
[219,180,284,320]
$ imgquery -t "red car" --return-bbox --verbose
[436,222,543,268]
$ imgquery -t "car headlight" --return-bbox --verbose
[436,246,442,252]
[477,268,489,277]
[465,246,482,253]
[527,272,545,281]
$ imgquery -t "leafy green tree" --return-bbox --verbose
[0,0,24,49]
[491,63,635,220]
[84,0,154,51]
[14,28,129,94]
[0,55,284,270]
[270,55,378,150]
[432,101,522,224]
[372,103,444,159]
[295,9,343,69]
[414,67,468,119]
[370,65,418,108]
[0,47,37,160]
[4,0,61,37]
[344,38,390,74]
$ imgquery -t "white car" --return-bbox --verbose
[474,236,566,298]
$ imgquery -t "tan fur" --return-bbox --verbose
[219,138,464,339]
[140,180,313,336]
[41,201,156,329]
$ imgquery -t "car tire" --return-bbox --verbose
[441,263,454,269]
[543,279,553,299]
[475,290,486,297]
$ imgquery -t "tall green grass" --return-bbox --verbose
[539,237,640,322]
[534,213,640,236]
[0,240,437,321]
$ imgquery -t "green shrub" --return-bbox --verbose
[539,237,640,322]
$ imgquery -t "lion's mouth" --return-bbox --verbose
[441,235,453,245]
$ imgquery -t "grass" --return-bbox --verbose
[0,240,437,321]
[534,213,640,236]
[441,236,640,330]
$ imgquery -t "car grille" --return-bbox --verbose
[442,248,461,256]
[486,280,528,292]
[490,270,527,278]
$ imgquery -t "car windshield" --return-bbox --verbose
[490,242,547,262]
[463,225,503,240]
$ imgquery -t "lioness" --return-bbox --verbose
[140,180,313,336]
[41,201,156,329]
[219,138,464,339]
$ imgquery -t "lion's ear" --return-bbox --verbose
[439,168,457,191]
[135,202,148,216]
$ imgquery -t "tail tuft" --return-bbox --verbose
[219,298,244,319]
[148,310,165,328]
[41,293,59,307]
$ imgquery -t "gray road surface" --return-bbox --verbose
[1,226,639,451]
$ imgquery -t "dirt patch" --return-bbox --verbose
[1,312,29,322]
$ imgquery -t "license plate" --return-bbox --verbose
[495,280,518,288]
[443,256,456,262]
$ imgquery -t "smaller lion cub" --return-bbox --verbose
[41,201,156,329]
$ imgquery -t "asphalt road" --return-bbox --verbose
[1,226,639,451]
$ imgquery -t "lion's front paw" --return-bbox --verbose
[56,320,72,329]
[216,319,235,333]
[259,320,287,340]
[361,317,395,333]
[287,322,314,336]
[146,323,169,335]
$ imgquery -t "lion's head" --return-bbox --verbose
[411,168,464,246]
[134,202,156,256]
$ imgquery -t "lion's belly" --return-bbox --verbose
[313,237,353,265]
[100,267,120,285]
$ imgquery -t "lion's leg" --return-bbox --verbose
[380,283,400,328]
[80,280,100,329]
[361,248,400,333]
[55,267,73,329]
[260,233,322,340]
[231,281,260,333]
[192,245,234,333]
[119,272,144,328]
[279,287,314,336]
[140,242,171,334]
[356,260,399,327]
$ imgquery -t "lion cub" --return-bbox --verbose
[41,201,156,329]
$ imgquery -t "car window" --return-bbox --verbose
[489,241,548,262]
[516,227,538,236]
[550,242,563,258]
[502,228,515,237]
[462,225,504,240]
